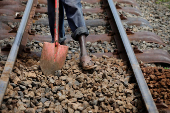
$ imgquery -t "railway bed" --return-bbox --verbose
[0,0,170,112]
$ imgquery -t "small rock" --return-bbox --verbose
[27,72,36,78]
[76,75,84,83]
[55,105,63,112]
[77,106,84,111]
[133,106,138,113]
[20,85,26,90]
[126,103,133,109]
[75,91,83,99]
[18,91,24,98]
[36,109,42,112]
[28,91,35,98]
[119,106,125,112]
[124,89,133,94]
[13,76,20,84]
[58,86,65,91]
[18,105,26,111]
[93,106,98,112]
[71,103,80,110]
[69,98,77,103]
[25,108,35,113]
[49,77,55,83]
[115,108,120,113]
[74,111,80,113]
[98,97,105,102]
[117,100,124,106]
[1,104,6,110]
[39,43,43,47]
[52,86,60,93]
[55,70,62,77]
[60,76,67,81]
[68,107,74,113]
[90,100,98,105]
[119,84,124,92]
[126,109,130,113]
[44,101,51,108]
[83,101,89,109]
[41,97,48,103]
[59,95,66,101]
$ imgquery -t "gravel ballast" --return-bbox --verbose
[0,0,170,112]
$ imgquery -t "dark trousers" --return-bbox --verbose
[47,0,89,43]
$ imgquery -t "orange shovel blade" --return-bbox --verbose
[40,42,68,75]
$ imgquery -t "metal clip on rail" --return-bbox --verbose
[0,0,33,106]
[107,0,158,113]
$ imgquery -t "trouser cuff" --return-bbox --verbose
[59,37,67,44]
[52,37,66,44]
[71,27,89,41]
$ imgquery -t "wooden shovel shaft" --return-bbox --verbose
[55,0,59,45]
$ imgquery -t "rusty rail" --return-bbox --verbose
[0,0,34,106]
[106,0,159,113]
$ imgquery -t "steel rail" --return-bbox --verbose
[0,0,33,106]
[107,0,158,113]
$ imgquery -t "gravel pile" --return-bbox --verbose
[142,66,170,105]
[134,0,170,110]
[33,25,51,36]
[32,21,110,36]
[37,13,48,19]
[130,40,170,51]
[123,23,153,32]
[84,12,106,20]
[136,0,170,44]
[87,26,111,35]
[63,26,111,35]
[81,2,101,9]
[118,11,142,18]
[116,3,138,9]
[0,41,146,112]
[86,41,116,53]
[118,0,170,54]
[66,40,116,55]
[26,41,43,52]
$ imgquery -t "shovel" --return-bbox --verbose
[40,0,68,75]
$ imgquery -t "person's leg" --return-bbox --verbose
[47,0,66,44]
[47,0,55,42]
[63,0,88,36]
[63,0,96,69]
[79,35,87,57]
[78,35,97,70]
[59,0,66,44]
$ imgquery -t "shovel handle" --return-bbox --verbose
[54,0,59,46]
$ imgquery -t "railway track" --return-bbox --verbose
[0,0,169,112]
